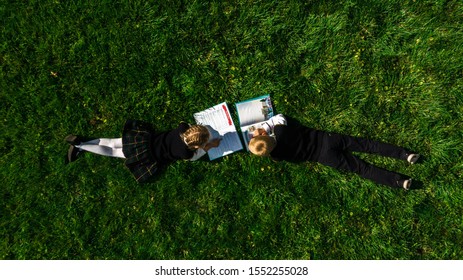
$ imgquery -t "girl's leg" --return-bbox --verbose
[97,138,123,149]
[76,138,125,158]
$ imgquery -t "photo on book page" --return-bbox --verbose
[235,94,274,150]
[193,102,243,160]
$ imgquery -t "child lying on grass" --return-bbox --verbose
[248,114,420,189]
[65,120,221,183]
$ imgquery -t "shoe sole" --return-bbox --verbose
[65,134,79,145]
[403,179,412,190]
[66,145,83,163]
[407,154,420,164]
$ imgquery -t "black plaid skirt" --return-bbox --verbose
[122,120,158,183]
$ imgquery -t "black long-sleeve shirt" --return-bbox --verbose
[270,118,325,162]
[150,122,194,164]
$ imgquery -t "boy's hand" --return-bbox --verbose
[253,128,268,137]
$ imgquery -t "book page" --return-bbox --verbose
[235,95,274,127]
[194,102,243,160]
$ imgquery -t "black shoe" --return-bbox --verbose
[65,145,85,164]
[65,134,95,145]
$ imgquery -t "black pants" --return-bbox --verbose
[316,132,411,187]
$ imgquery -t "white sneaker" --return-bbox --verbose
[407,154,420,164]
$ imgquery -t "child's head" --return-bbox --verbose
[182,125,210,150]
[248,135,276,157]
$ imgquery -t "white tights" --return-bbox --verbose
[76,138,126,158]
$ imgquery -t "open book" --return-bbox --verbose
[235,94,274,150]
[193,102,243,160]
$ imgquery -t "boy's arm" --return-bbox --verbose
[269,114,287,126]
[262,114,287,133]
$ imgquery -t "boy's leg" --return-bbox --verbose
[317,147,408,187]
[317,133,410,187]
[330,133,411,160]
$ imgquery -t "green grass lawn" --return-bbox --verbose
[1,0,462,259]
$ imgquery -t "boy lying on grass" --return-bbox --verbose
[248,114,420,190]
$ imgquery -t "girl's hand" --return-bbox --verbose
[203,138,222,151]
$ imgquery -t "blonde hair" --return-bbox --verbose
[181,125,210,150]
[248,135,276,157]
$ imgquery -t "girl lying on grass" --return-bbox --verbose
[248,114,420,190]
[65,120,221,183]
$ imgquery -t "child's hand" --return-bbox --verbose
[203,138,222,151]
[253,128,268,137]
[209,138,222,148]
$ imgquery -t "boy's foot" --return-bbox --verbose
[407,154,420,164]
[398,179,412,190]
[65,145,85,164]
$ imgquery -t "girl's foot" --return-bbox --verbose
[65,135,93,146]
[65,134,80,145]
[65,145,85,164]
